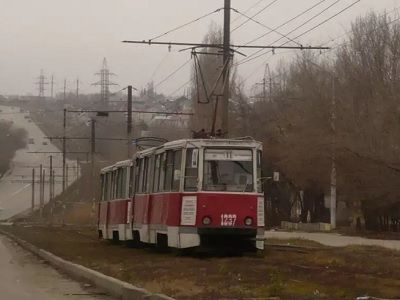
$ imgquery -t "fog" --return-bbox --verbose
[1,0,400,96]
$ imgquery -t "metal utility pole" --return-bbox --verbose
[76,78,80,101]
[31,168,35,212]
[127,85,133,157]
[63,79,67,102]
[40,166,44,217]
[265,64,272,101]
[39,164,43,208]
[49,156,53,201]
[221,0,231,137]
[62,108,67,192]
[90,118,96,201]
[66,164,69,188]
[330,76,337,229]
[90,118,96,182]
[51,75,54,99]
[42,169,46,216]
[52,170,55,200]
[261,78,267,101]
[76,158,79,180]
[91,119,96,160]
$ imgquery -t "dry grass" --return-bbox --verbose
[2,225,400,300]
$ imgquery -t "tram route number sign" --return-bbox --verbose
[220,214,237,227]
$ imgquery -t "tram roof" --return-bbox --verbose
[101,159,132,174]
[137,138,262,155]
[101,138,262,173]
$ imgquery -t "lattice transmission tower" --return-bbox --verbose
[92,58,118,104]
[36,70,49,100]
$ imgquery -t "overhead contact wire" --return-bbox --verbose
[232,8,302,46]
[154,58,192,89]
[231,0,280,33]
[232,0,267,24]
[236,0,344,66]
[240,0,362,82]
[149,8,223,42]
[237,0,329,50]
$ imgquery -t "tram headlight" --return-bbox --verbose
[244,217,253,226]
[202,216,212,225]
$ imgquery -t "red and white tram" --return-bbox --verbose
[98,138,265,250]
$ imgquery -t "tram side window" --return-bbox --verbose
[116,168,121,199]
[145,156,153,193]
[153,155,161,193]
[184,148,198,191]
[100,174,105,201]
[129,166,135,197]
[117,167,127,198]
[115,170,119,199]
[106,172,111,201]
[110,171,115,200]
[123,167,128,198]
[257,150,263,193]
[142,157,149,193]
[158,153,166,192]
[164,151,174,192]
[172,150,182,191]
[138,158,145,194]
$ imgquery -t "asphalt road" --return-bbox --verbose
[0,105,78,220]
[0,234,112,300]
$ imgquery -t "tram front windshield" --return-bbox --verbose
[203,149,254,192]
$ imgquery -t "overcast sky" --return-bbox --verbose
[1,0,400,97]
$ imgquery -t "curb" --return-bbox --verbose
[0,228,175,300]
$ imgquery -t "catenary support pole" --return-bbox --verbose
[31,168,35,212]
[90,119,96,201]
[221,0,231,137]
[127,85,133,158]
[66,163,69,188]
[40,169,45,217]
[330,76,337,229]
[52,170,55,203]
[63,108,66,192]
[51,75,54,99]
[49,155,53,201]
[39,164,43,212]
[76,158,79,180]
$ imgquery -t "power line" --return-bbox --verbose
[154,58,192,88]
[236,0,352,66]
[291,0,361,42]
[150,52,171,82]
[241,0,362,85]
[148,8,223,41]
[232,0,267,24]
[170,80,192,97]
[237,0,329,50]
[232,8,302,46]
[319,5,400,50]
[231,0,280,33]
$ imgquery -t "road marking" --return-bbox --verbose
[11,184,31,196]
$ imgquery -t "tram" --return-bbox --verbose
[98,138,265,250]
